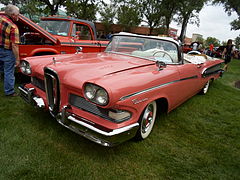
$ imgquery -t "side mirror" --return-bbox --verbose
[156,61,166,71]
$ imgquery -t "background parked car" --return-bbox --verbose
[182,44,192,53]
[0,12,108,61]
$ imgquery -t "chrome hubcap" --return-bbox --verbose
[142,104,154,134]
[203,80,210,94]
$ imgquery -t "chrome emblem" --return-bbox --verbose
[132,98,148,104]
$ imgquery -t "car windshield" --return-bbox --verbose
[38,20,70,36]
[105,35,179,63]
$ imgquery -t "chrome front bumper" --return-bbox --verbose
[18,85,139,147]
[56,106,139,147]
[18,85,45,108]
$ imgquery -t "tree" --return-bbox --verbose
[139,0,163,35]
[160,0,179,35]
[196,36,205,48]
[230,18,240,31]
[21,0,51,22]
[235,35,240,49]
[213,0,240,30]
[115,0,141,32]
[1,0,51,22]
[0,0,22,5]
[64,0,99,21]
[176,0,206,42]
[204,37,220,47]
[38,0,66,15]
[99,2,116,33]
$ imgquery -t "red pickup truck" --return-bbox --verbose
[0,12,109,60]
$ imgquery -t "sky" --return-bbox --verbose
[170,4,240,42]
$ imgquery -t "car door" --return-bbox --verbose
[175,62,203,103]
[71,23,102,53]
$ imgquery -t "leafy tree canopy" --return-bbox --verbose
[213,0,240,30]
[160,0,179,34]
[99,2,116,24]
[117,5,141,31]
[64,0,100,21]
[205,36,221,47]
[176,0,207,42]
[115,0,141,31]
[139,0,163,34]
[39,0,66,15]
[98,2,116,33]
[235,35,240,49]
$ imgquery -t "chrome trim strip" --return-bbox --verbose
[68,115,139,137]
[61,42,108,47]
[120,75,198,101]
[201,63,223,78]
[18,86,29,95]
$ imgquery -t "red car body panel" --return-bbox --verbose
[19,33,224,146]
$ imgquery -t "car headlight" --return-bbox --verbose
[20,60,32,75]
[84,83,109,106]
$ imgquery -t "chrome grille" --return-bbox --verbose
[44,68,60,116]
[32,77,45,91]
[69,93,114,121]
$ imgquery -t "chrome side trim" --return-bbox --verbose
[120,75,198,101]
[68,115,139,137]
[201,63,223,78]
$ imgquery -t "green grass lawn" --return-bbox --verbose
[0,60,240,179]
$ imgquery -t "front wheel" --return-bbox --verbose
[199,80,211,95]
[135,101,157,140]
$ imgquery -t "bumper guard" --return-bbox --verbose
[18,85,45,108]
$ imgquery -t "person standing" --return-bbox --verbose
[222,39,234,71]
[191,42,199,51]
[0,4,20,96]
[209,44,214,57]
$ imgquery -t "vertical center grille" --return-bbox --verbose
[44,68,60,116]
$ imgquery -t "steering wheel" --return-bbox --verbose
[153,50,174,62]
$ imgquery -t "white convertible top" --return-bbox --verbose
[184,53,217,64]
[116,32,180,46]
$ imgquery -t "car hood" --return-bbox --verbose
[17,14,58,44]
[45,52,155,82]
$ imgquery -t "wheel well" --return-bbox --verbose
[156,98,168,115]
[34,52,56,56]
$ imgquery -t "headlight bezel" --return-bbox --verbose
[20,60,32,75]
[84,83,109,106]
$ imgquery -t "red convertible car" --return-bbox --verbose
[18,33,224,146]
